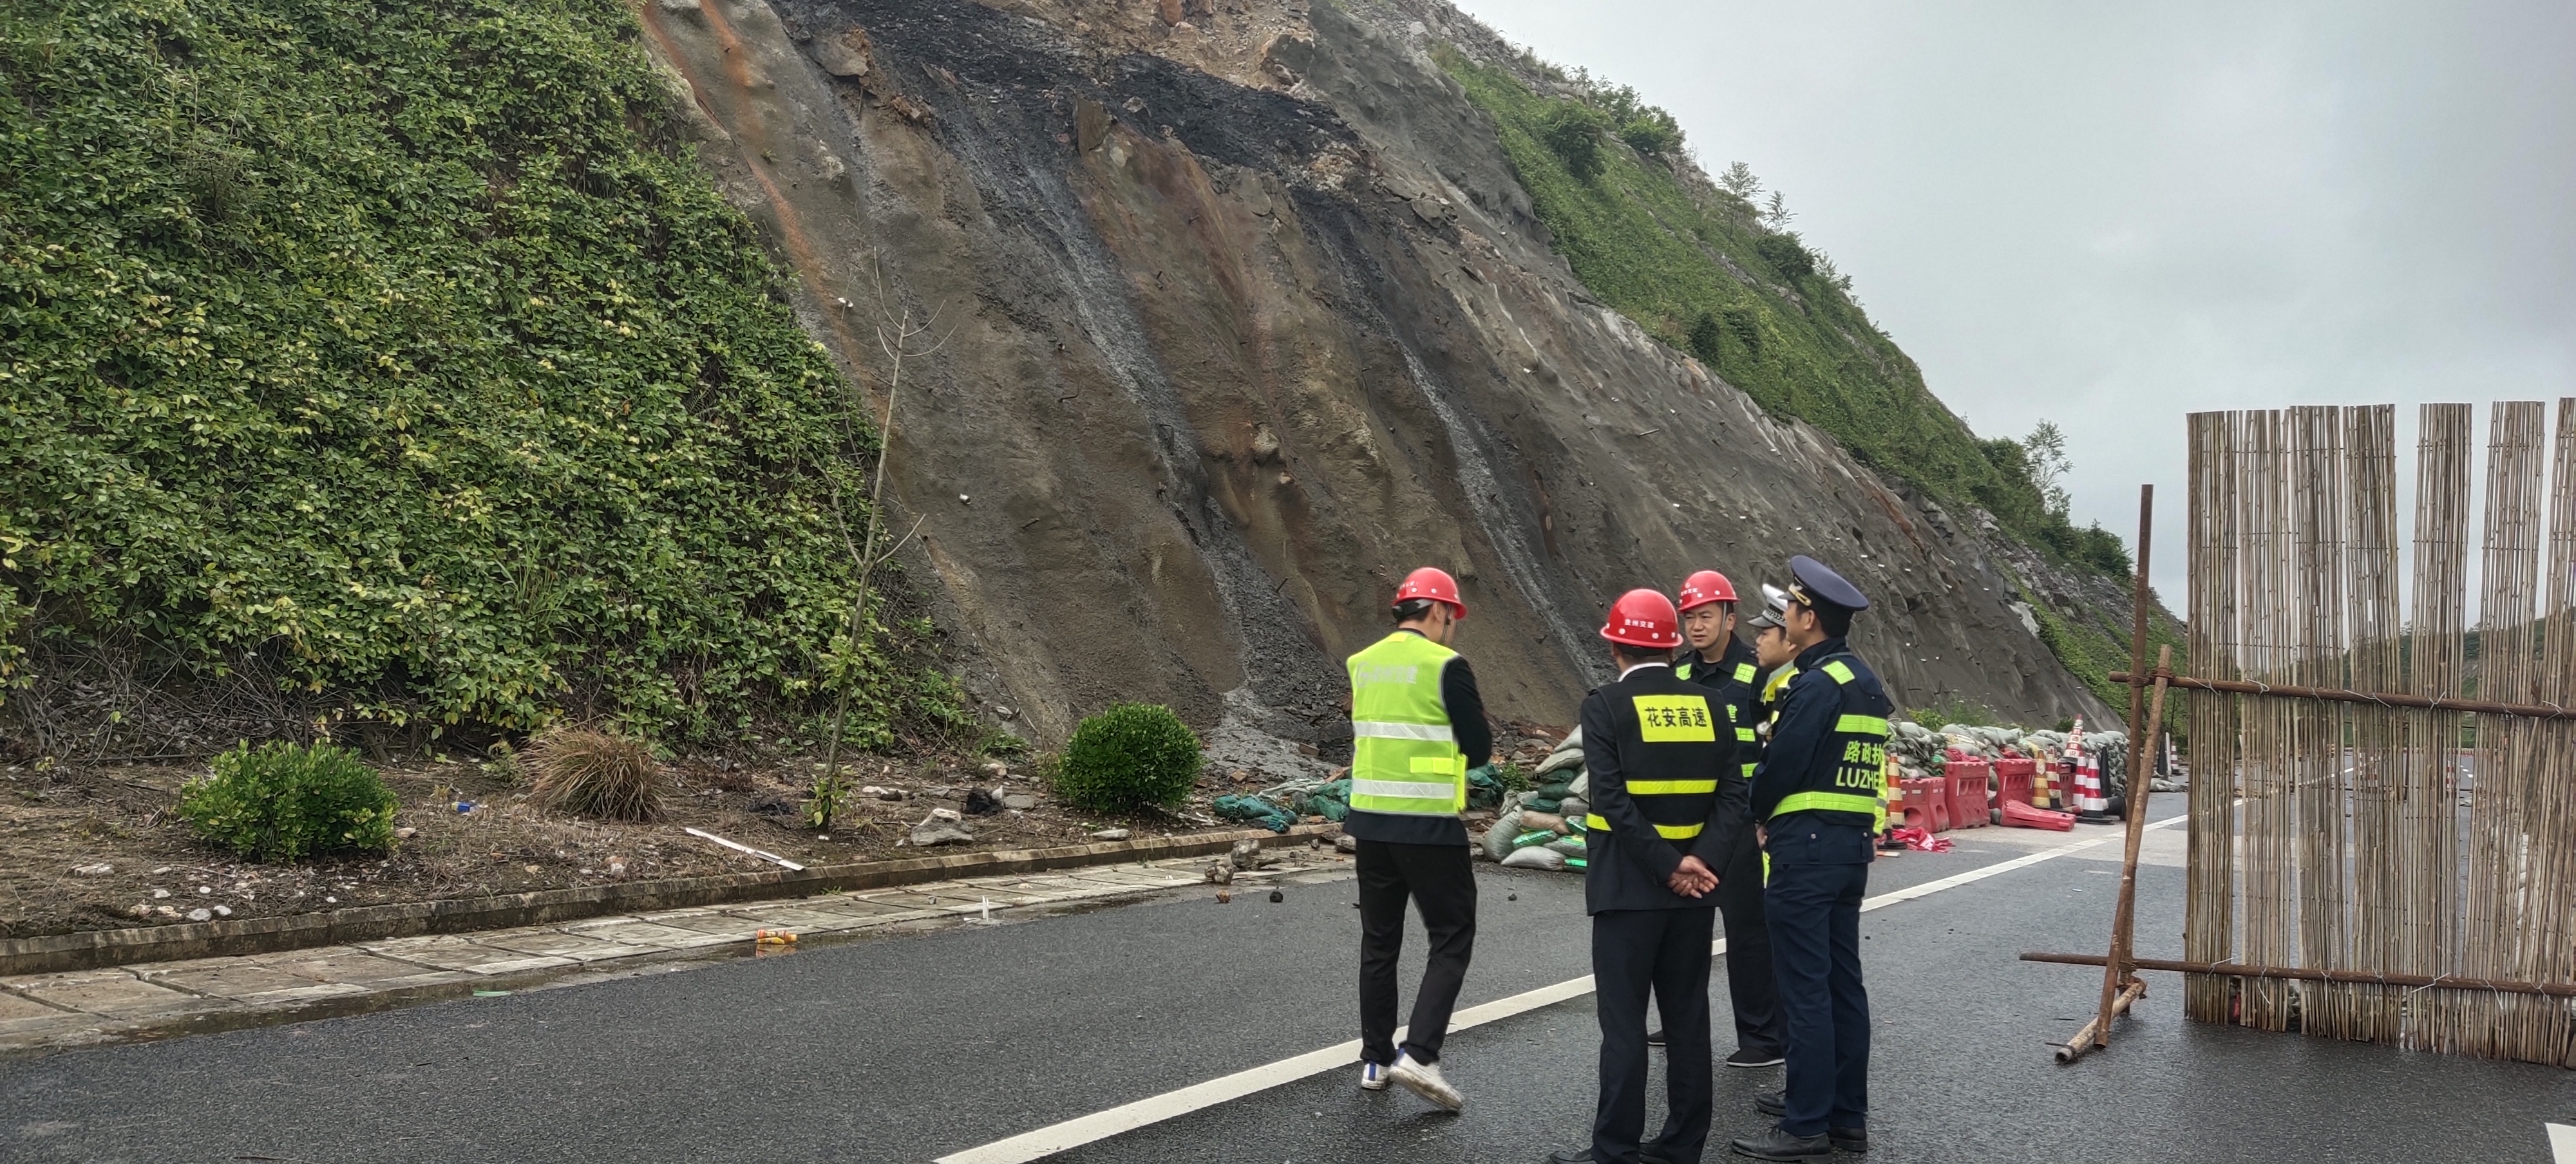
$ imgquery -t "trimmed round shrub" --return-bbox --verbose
[524,726,665,821]
[1052,702,1203,812]
[178,742,399,861]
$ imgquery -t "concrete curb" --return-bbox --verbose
[2,825,1336,976]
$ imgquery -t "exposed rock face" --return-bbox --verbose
[634,0,2113,748]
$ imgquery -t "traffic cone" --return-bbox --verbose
[2074,748,2109,822]
[2000,798,2076,831]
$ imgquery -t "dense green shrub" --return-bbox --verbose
[1616,110,1683,158]
[1753,234,1817,279]
[1539,102,1609,180]
[1052,703,1202,812]
[179,741,399,861]
[0,0,954,743]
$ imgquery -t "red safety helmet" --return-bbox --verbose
[1598,588,1682,649]
[1392,567,1467,619]
[1677,570,1738,612]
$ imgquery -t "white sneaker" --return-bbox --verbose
[1388,1051,1464,1112]
[1359,1060,1390,1091]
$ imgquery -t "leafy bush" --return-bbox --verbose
[1051,703,1202,812]
[1616,111,1683,158]
[1686,312,1725,365]
[1540,101,1609,180]
[524,726,664,821]
[0,0,956,744]
[1754,233,1816,279]
[178,742,399,861]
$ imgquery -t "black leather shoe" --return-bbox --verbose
[1725,1047,1786,1067]
[1646,1028,1666,1047]
[1729,1127,1831,1159]
[1545,1150,1675,1164]
[1829,1127,1868,1153]
[1754,1089,1785,1116]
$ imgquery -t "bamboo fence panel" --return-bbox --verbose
[2403,404,2473,1053]
[2184,411,2240,1024]
[2183,401,2571,1066]
[2342,405,2401,1042]
[2288,406,2349,1038]
[2537,399,2576,1067]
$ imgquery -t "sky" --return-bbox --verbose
[1448,0,2575,607]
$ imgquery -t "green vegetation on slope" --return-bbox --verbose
[0,0,957,747]
[1439,51,2131,576]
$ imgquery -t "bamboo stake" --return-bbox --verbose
[2101,674,2576,720]
[2056,977,2147,1064]
[2085,644,2173,1052]
[2020,952,2576,999]
[2089,485,2158,1047]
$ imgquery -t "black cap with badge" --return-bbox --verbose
[1785,554,1870,616]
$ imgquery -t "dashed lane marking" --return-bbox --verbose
[935,815,2184,1164]
[2546,1122,2574,1164]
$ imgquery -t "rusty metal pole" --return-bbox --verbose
[2092,485,2157,1048]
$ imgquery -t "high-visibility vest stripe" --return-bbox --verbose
[1352,778,1462,801]
[1352,720,1456,742]
[1836,714,1890,737]
[1627,779,1717,795]
[1584,814,1705,840]
[1734,662,1757,684]
[1770,791,1881,819]
[1821,660,1857,683]
[1736,726,1758,742]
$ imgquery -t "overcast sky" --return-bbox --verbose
[1450,0,2575,606]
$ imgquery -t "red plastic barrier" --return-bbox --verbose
[1896,778,1937,834]
[1993,757,2036,808]
[1944,760,1991,828]
[2000,798,2076,831]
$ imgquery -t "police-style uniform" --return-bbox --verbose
[1679,634,1785,1063]
[1567,593,1744,1164]
[1739,558,1891,1156]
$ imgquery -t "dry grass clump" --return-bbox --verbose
[524,726,665,821]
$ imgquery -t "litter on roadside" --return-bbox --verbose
[681,827,807,872]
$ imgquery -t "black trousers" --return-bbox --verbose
[1716,829,1786,1056]
[1765,859,1870,1137]
[1591,906,1717,1164]
[1356,839,1476,1065]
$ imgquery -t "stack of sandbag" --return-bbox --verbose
[1888,720,1945,784]
[1477,728,1589,872]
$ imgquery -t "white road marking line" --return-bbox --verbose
[2547,1122,2575,1164]
[935,816,2184,1164]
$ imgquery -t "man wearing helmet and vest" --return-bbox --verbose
[1663,570,1786,1070]
[1344,567,1490,1112]
[1546,589,1744,1164]
[1730,557,1891,1161]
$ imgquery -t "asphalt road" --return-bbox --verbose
[5,814,2569,1163]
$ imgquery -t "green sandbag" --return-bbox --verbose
[1526,796,1564,814]
[1294,778,1352,821]
[1213,793,1293,832]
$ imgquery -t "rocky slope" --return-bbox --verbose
[634,0,2126,749]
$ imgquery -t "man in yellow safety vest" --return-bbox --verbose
[1344,566,1490,1112]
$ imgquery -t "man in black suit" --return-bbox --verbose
[1548,588,1745,1164]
